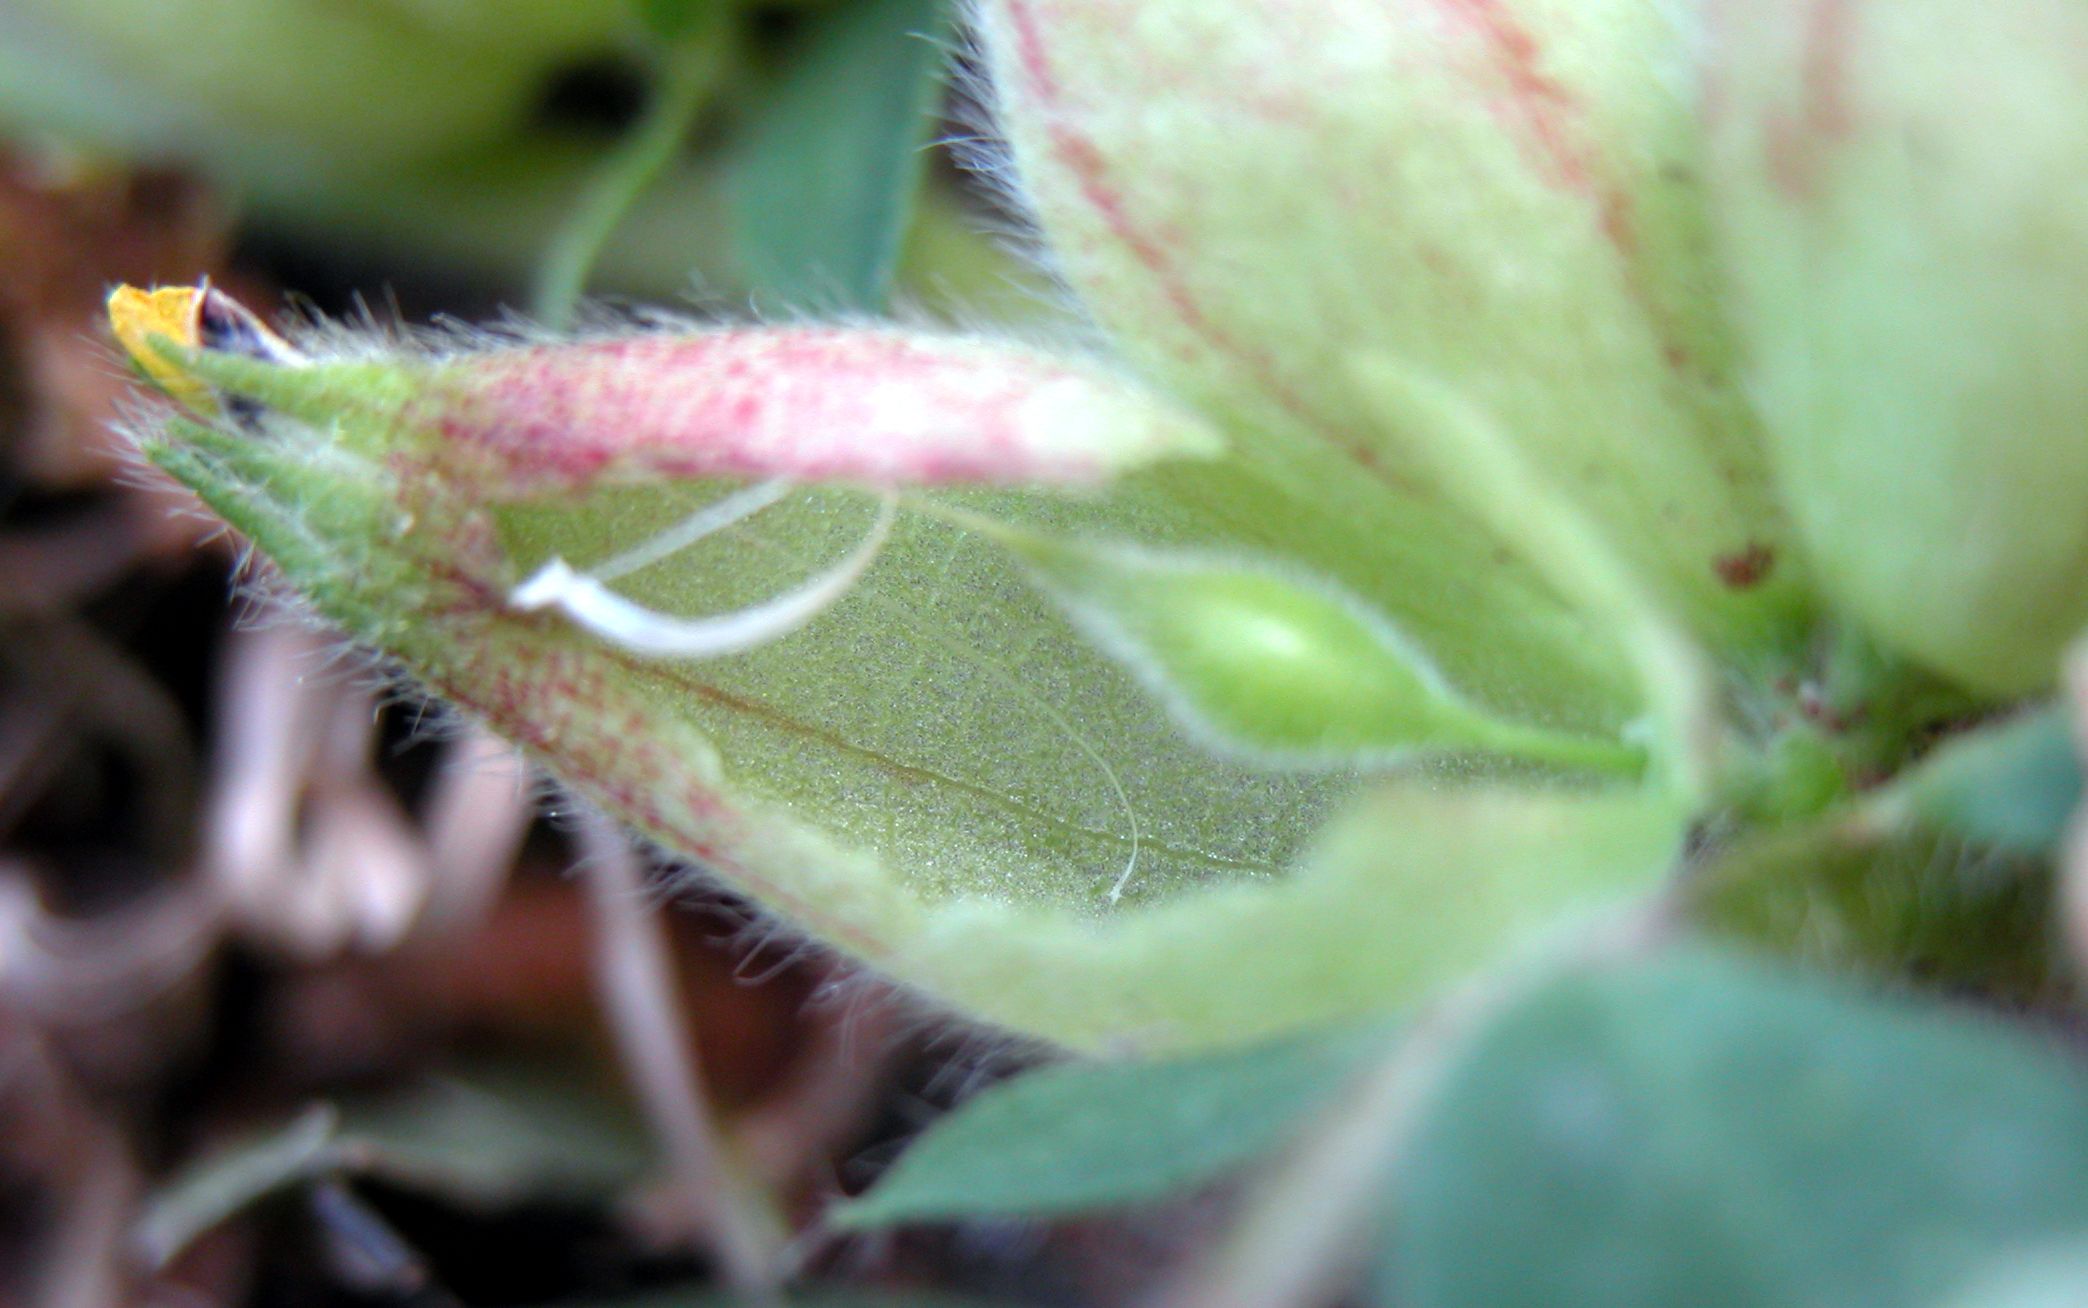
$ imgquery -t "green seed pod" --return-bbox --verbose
[1708,0,2088,694]
[999,530,1646,775]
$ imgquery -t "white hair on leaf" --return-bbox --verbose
[587,479,793,584]
[509,493,898,660]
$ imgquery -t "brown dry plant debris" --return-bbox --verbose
[0,150,924,1307]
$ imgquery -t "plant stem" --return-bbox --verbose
[1464,716,1649,779]
[575,807,786,1297]
[39,1113,135,1308]
[532,25,728,329]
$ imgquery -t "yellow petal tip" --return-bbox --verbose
[107,283,212,411]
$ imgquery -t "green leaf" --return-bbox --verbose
[136,1105,341,1268]
[336,1061,650,1200]
[832,1024,1388,1228]
[1936,1244,2088,1308]
[726,0,952,311]
[1387,949,2088,1308]
[630,0,719,43]
[1899,707,2082,857]
[136,1062,650,1269]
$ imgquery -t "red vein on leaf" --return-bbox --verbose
[1429,0,1709,377]
[1000,0,1402,478]
[1801,0,1858,141]
[1764,0,1859,199]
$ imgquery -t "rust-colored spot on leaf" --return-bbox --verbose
[1714,542,1777,589]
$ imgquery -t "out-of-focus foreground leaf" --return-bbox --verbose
[1387,948,2088,1308]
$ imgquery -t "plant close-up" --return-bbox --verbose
[16,0,2088,1305]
